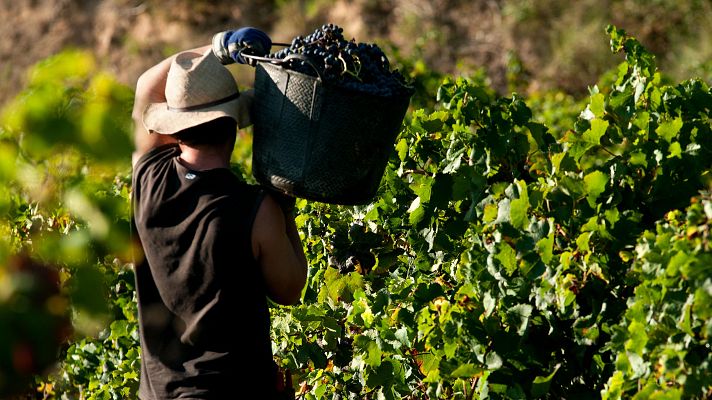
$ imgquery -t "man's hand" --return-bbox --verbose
[212,27,271,65]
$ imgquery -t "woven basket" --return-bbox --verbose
[251,59,412,205]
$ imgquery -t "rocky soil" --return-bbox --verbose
[1,0,710,107]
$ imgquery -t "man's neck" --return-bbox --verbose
[178,145,230,171]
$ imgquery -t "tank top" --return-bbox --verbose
[131,144,278,399]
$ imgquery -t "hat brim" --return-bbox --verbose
[142,93,251,135]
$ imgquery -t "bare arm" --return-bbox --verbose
[251,195,308,305]
[131,45,212,166]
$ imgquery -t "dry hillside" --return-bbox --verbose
[2,0,711,107]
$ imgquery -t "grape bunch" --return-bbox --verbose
[327,222,381,275]
[264,24,413,97]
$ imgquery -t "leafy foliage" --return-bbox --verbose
[0,50,137,398]
[270,25,712,399]
[603,196,712,399]
[41,265,140,400]
[1,26,711,399]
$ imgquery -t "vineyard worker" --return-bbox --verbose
[130,27,306,400]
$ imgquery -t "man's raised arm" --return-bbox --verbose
[131,45,211,166]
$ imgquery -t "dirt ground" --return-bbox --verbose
[1,0,710,108]
[0,0,530,107]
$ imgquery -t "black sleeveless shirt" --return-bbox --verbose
[131,145,278,399]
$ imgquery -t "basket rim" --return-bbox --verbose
[257,60,322,83]
[256,61,415,100]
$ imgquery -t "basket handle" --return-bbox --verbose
[241,53,323,80]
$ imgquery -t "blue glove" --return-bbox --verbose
[212,27,271,65]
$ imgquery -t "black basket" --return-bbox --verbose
[251,59,412,205]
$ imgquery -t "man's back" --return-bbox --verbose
[132,144,278,399]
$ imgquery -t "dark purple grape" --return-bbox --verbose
[267,24,413,97]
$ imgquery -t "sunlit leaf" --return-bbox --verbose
[510,180,530,230]
[584,170,608,207]
[656,117,683,143]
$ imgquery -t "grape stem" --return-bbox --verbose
[338,54,362,81]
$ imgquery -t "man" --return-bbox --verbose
[131,27,307,399]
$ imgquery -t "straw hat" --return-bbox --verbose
[142,49,251,134]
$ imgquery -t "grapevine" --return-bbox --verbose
[1,24,711,400]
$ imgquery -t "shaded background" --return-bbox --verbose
[2,0,712,107]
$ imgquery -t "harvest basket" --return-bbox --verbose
[249,55,413,205]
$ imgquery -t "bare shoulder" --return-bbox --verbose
[252,194,286,254]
